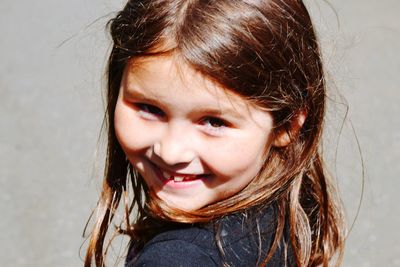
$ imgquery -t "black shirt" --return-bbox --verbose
[126,205,295,266]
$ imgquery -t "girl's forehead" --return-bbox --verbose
[124,55,254,110]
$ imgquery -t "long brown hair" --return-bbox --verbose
[84,0,346,266]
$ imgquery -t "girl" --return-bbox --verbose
[84,0,346,266]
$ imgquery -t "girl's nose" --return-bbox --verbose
[152,123,197,166]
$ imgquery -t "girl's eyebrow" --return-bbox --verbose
[188,106,244,120]
[123,87,158,101]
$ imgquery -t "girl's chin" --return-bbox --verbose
[156,192,205,212]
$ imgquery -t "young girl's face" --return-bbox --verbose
[114,55,274,211]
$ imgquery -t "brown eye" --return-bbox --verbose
[202,117,227,128]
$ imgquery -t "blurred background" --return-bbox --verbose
[1,0,399,266]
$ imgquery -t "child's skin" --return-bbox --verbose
[114,55,277,211]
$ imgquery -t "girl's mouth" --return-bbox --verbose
[161,171,204,182]
[148,161,210,184]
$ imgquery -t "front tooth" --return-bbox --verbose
[163,171,171,180]
[173,176,184,182]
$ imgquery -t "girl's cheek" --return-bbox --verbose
[114,102,157,153]
[202,134,268,178]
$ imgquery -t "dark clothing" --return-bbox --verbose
[125,205,295,266]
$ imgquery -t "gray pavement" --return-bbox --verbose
[1,0,399,266]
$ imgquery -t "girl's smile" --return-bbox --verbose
[114,55,274,211]
[148,159,211,189]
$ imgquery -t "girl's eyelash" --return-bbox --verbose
[135,103,165,118]
[200,117,230,135]
[201,117,227,128]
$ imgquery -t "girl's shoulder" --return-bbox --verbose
[126,205,293,267]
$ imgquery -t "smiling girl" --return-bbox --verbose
[84,0,346,266]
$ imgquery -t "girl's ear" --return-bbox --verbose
[273,110,307,147]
